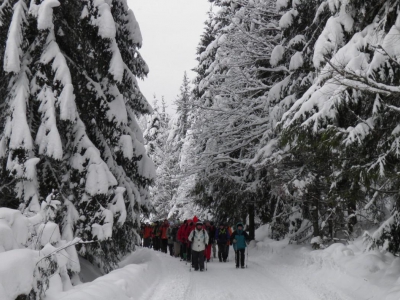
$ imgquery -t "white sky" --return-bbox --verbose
[127,0,212,115]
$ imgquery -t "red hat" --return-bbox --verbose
[193,216,199,223]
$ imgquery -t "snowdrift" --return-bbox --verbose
[254,225,400,300]
[46,249,161,300]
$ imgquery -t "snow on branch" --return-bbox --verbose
[3,0,27,73]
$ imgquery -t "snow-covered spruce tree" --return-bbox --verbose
[237,0,353,243]
[190,0,282,224]
[160,72,193,218]
[0,0,154,272]
[143,95,172,220]
[280,0,400,246]
[260,0,338,242]
[144,96,168,168]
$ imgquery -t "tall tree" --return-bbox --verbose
[190,0,281,226]
[0,0,154,272]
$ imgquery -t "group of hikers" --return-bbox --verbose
[140,216,250,271]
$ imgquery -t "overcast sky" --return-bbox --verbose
[127,0,212,115]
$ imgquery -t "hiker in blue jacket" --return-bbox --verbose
[230,222,249,268]
[215,223,230,262]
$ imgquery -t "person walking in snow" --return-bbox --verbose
[178,220,187,260]
[172,222,181,257]
[167,222,175,256]
[210,221,217,259]
[142,222,153,248]
[230,222,249,269]
[204,221,214,262]
[160,219,170,253]
[188,220,209,271]
[226,223,233,261]
[152,221,161,251]
[184,218,196,262]
[215,223,230,262]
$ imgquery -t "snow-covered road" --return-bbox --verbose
[138,247,349,300]
[50,237,397,300]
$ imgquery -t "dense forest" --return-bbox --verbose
[146,0,400,253]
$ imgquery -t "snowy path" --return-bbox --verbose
[139,247,350,300]
[51,239,393,300]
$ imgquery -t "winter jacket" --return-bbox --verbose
[205,225,215,244]
[167,227,174,244]
[171,226,179,242]
[230,223,249,250]
[152,225,161,238]
[160,224,169,239]
[143,226,153,239]
[188,228,209,252]
[184,221,196,244]
[215,228,230,244]
[177,223,186,242]
[227,226,233,245]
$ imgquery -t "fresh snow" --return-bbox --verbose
[278,9,298,29]
[2,218,400,300]
[3,0,26,73]
[0,249,38,300]
[27,225,400,300]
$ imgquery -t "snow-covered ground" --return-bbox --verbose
[44,226,400,300]
[3,221,400,300]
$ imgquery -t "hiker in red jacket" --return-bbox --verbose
[204,221,215,262]
[160,219,170,253]
[178,220,187,260]
[142,223,153,248]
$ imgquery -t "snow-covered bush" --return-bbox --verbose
[0,192,84,299]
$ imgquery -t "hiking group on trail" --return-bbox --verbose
[140,216,250,271]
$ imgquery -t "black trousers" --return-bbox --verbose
[153,237,160,250]
[143,238,151,248]
[168,243,174,256]
[180,243,186,259]
[161,239,168,253]
[217,243,228,261]
[236,249,245,267]
[192,250,205,270]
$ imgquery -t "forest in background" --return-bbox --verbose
[146,0,400,254]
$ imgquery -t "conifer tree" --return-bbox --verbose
[190,0,280,225]
[281,0,400,249]
[143,95,172,220]
[0,0,154,272]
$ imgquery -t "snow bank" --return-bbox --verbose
[0,207,29,246]
[0,249,38,300]
[305,240,400,299]
[307,242,396,279]
[46,249,162,300]
[252,225,400,299]
[255,224,271,241]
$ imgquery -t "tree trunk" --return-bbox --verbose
[249,202,255,240]
[312,196,320,237]
[347,200,357,233]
